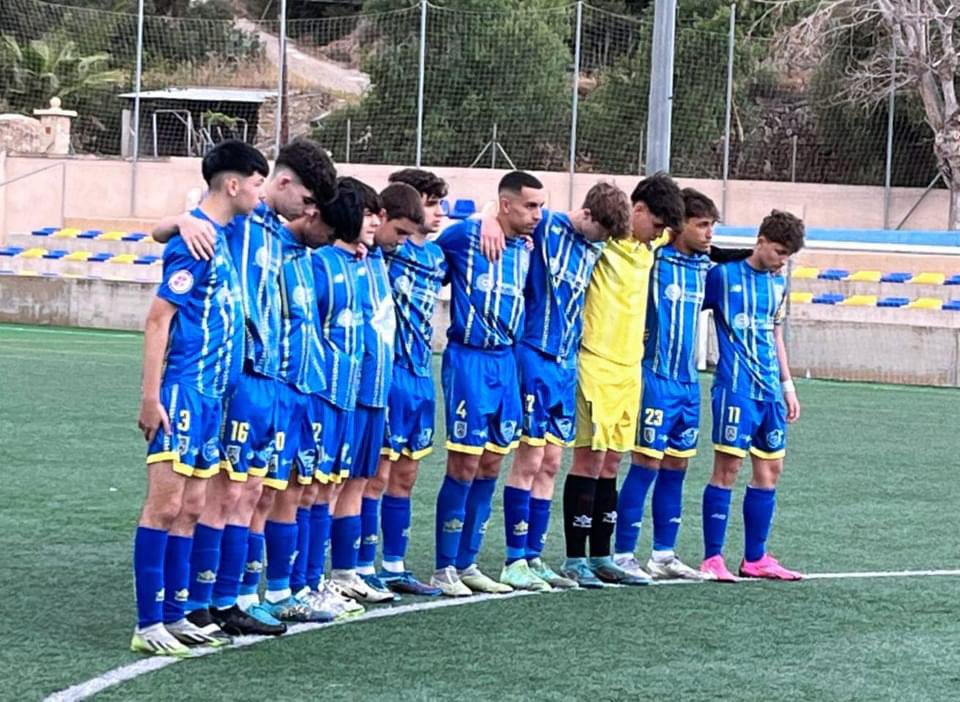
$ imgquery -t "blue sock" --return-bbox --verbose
[133,526,168,628]
[743,485,777,562]
[162,534,193,624]
[330,515,362,571]
[525,497,552,559]
[306,503,331,590]
[264,520,297,593]
[212,525,248,609]
[184,524,223,613]
[358,497,381,569]
[702,484,733,559]
[613,464,658,554]
[435,476,470,569]
[291,507,311,593]
[382,494,411,566]
[652,469,687,552]
[239,531,265,597]
[455,477,497,571]
[503,486,531,564]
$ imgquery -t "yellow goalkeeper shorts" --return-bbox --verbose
[574,349,642,453]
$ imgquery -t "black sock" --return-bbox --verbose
[589,477,618,558]
[563,474,598,559]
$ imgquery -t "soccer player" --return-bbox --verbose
[699,210,805,582]
[357,169,448,596]
[132,140,264,655]
[431,171,543,596]
[151,138,336,638]
[560,172,684,589]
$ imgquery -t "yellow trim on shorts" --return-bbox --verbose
[750,447,786,460]
[484,440,520,456]
[262,477,288,491]
[544,433,573,448]
[633,446,665,460]
[445,440,485,456]
[519,435,547,447]
[296,473,313,486]
[147,451,178,465]
[191,464,220,479]
[380,447,397,459]
[715,444,747,458]
[665,447,697,459]
[219,461,250,483]
[148,452,217,479]
[247,465,269,478]
[402,446,433,460]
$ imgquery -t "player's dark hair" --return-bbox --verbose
[682,187,719,222]
[498,170,544,194]
[276,138,337,205]
[200,139,269,187]
[388,168,448,200]
[338,176,381,214]
[759,209,805,254]
[581,182,631,237]
[320,178,365,244]
[380,182,424,226]
[630,172,683,232]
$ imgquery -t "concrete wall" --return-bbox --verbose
[0,276,155,330]
[1,153,954,243]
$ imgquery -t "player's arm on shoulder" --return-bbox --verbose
[708,246,752,264]
[478,215,506,262]
[774,324,800,422]
[702,264,723,311]
[139,297,176,441]
[151,212,216,261]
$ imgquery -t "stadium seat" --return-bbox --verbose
[877,296,910,307]
[812,293,845,305]
[943,300,960,311]
[0,246,24,257]
[841,295,878,306]
[817,268,849,281]
[908,297,944,310]
[791,266,819,279]
[910,272,946,285]
[43,249,69,259]
[122,232,149,242]
[16,270,40,276]
[881,272,912,283]
[31,227,57,236]
[52,228,81,239]
[449,199,477,220]
[945,274,960,286]
[19,247,47,259]
[88,252,113,263]
[133,255,160,265]
[98,231,127,241]
[108,254,137,264]
[440,199,451,216]
[847,270,882,282]
[77,229,102,239]
[789,291,814,304]
[63,251,93,261]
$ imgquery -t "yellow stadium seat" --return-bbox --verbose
[910,272,946,285]
[99,231,126,241]
[791,267,819,279]
[790,291,814,304]
[847,270,882,282]
[841,295,878,306]
[52,227,81,238]
[109,254,137,264]
[19,247,47,259]
[64,251,93,261]
[908,297,943,309]
[16,270,40,276]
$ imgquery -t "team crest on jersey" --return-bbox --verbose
[177,436,190,457]
[680,427,700,446]
[766,430,784,448]
[394,275,413,295]
[224,444,240,466]
[733,313,750,330]
[556,418,573,439]
[500,420,518,439]
[202,439,220,463]
[724,426,739,443]
[665,283,682,302]
[475,273,493,293]
[418,428,434,446]
[453,421,467,440]
[168,269,194,295]
[643,427,656,445]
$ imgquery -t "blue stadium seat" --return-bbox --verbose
[880,272,912,283]
[945,274,960,286]
[88,252,113,263]
[0,246,24,257]
[877,296,910,307]
[31,227,57,236]
[77,229,102,239]
[122,232,149,242]
[449,199,477,220]
[944,300,960,311]
[134,255,160,265]
[43,249,69,259]
[440,199,451,217]
[817,268,849,281]
[812,293,845,305]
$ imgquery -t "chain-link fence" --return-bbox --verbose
[0,0,942,197]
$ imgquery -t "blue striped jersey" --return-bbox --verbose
[386,238,447,378]
[277,226,326,395]
[158,209,244,398]
[521,210,604,361]
[357,246,395,408]
[435,219,530,349]
[224,201,283,378]
[311,244,364,410]
[704,259,787,401]
[643,243,711,384]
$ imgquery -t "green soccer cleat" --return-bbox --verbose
[499,559,552,592]
[459,564,514,594]
[590,556,651,586]
[429,566,473,598]
[131,623,195,657]
[528,557,578,590]
[560,557,605,589]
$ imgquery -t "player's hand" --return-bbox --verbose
[522,234,534,251]
[784,391,800,423]
[177,213,216,261]
[479,216,506,262]
[355,242,369,260]
[138,398,171,442]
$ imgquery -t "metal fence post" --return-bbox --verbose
[415,0,428,167]
[645,0,677,174]
[568,1,583,209]
[720,2,735,222]
[275,0,288,155]
[883,45,896,229]
[130,0,145,217]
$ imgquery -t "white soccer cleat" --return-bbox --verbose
[430,566,473,597]
[646,555,705,581]
[612,554,652,581]
[320,578,366,616]
[330,569,396,604]
[130,623,195,657]
[458,564,513,594]
[165,617,230,647]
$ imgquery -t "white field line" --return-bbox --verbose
[0,325,141,339]
[44,568,960,702]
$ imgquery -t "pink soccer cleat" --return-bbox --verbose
[738,554,803,581]
[699,554,737,583]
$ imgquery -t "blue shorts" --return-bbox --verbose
[634,369,700,459]
[263,384,315,490]
[711,386,787,459]
[517,343,576,447]
[442,341,521,456]
[220,372,278,482]
[146,381,223,479]
[310,395,354,484]
[352,404,387,479]
[384,364,435,461]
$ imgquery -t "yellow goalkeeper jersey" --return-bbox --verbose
[580,232,668,367]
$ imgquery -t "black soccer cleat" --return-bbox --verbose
[210,605,287,637]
